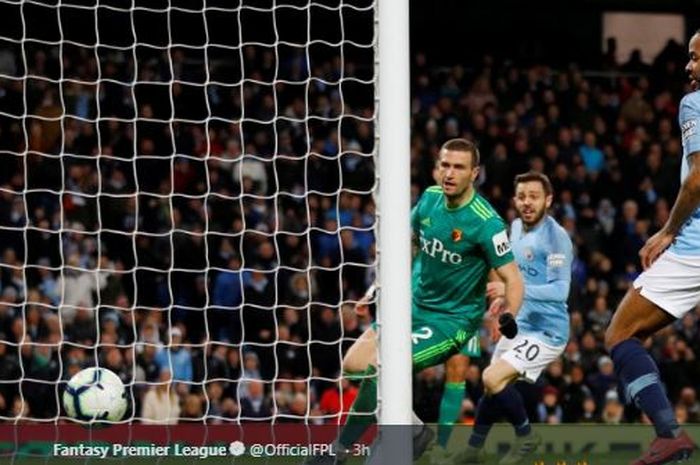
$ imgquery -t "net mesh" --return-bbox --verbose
[0,0,376,426]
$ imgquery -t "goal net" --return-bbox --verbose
[0,0,378,427]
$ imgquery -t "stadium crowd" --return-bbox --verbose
[1,32,700,427]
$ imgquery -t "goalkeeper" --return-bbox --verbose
[308,138,524,463]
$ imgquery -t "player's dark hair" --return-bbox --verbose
[440,138,480,168]
[514,171,553,196]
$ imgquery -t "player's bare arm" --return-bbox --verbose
[641,152,700,269]
[493,261,523,316]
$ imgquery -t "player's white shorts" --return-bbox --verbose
[493,334,565,383]
[633,251,700,319]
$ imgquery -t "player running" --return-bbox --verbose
[306,138,524,464]
[458,171,573,465]
[604,31,700,465]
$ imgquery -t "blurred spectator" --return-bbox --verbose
[206,382,225,418]
[274,380,295,414]
[678,387,700,422]
[243,271,275,344]
[66,308,96,347]
[180,394,204,422]
[568,311,585,341]
[281,392,310,423]
[319,377,359,424]
[240,380,272,420]
[136,344,160,383]
[601,390,624,424]
[675,313,698,344]
[141,369,180,424]
[586,296,612,335]
[213,258,243,308]
[242,352,262,381]
[579,132,605,173]
[206,344,230,380]
[56,253,107,325]
[276,325,308,377]
[211,256,244,342]
[562,364,592,422]
[562,340,582,371]
[537,386,563,424]
[102,347,129,384]
[579,331,603,374]
[0,340,20,417]
[581,396,600,423]
[543,360,567,393]
[675,404,689,425]
[37,262,60,306]
[620,88,653,125]
[232,155,268,196]
[23,344,60,419]
[220,398,240,420]
[586,356,618,407]
[155,327,193,395]
[659,336,700,402]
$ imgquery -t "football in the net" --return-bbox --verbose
[63,367,127,422]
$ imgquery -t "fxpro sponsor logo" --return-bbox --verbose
[419,234,462,265]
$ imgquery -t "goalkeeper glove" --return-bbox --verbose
[498,312,518,339]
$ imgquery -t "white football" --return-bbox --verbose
[63,367,127,422]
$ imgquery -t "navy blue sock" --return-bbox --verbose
[611,339,679,438]
[494,385,531,437]
[468,395,501,448]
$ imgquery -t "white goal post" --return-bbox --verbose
[376,0,412,426]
